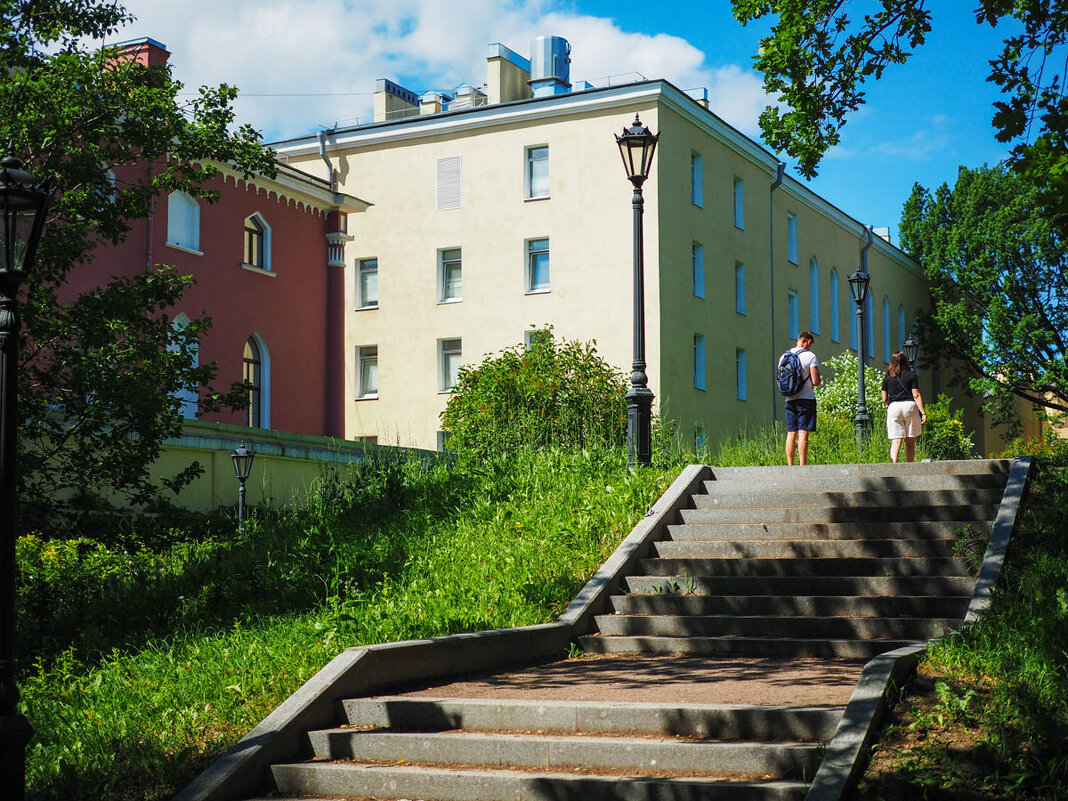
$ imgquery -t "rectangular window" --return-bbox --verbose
[694,424,707,454]
[693,334,706,390]
[735,262,746,315]
[692,243,704,298]
[357,346,378,398]
[355,435,377,444]
[436,430,452,452]
[438,248,462,302]
[436,155,462,210]
[527,238,550,292]
[787,213,799,264]
[691,152,703,207]
[736,348,748,400]
[524,328,550,349]
[733,177,744,229]
[439,338,462,392]
[357,258,378,308]
[526,145,549,198]
[787,291,799,339]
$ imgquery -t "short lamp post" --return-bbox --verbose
[615,114,659,467]
[230,442,256,533]
[0,149,54,801]
[903,335,920,370]
[848,268,872,446]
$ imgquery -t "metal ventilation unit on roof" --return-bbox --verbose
[529,35,571,97]
[450,84,487,110]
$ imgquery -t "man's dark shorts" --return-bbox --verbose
[785,399,817,432]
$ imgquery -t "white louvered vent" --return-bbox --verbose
[437,156,462,210]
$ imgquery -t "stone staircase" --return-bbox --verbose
[243,460,1011,801]
[580,461,1006,660]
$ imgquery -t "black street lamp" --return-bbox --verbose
[0,149,54,800]
[615,114,659,467]
[848,268,872,445]
[230,442,256,533]
[903,335,920,369]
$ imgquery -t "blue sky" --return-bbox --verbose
[115,1,1014,244]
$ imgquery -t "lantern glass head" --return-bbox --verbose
[231,442,256,480]
[848,269,871,305]
[615,115,659,185]
[903,336,920,366]
[0,150,52,278]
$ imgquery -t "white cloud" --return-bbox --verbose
[114,0,770,141]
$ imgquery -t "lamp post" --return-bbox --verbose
[848,268,872,446]
[1,149,53,800]
[230,442,256,533]
[615,114,659,467]
[903,335,920,369]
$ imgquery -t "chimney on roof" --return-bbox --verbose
[373,79,419,123]
[111,37,170,67]
[486,43,532,104]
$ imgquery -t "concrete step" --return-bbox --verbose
[638,556,974,578]
[595,614,960,640]
[668,519,989,540]
[270,762,811,801]
[700,472,1009,495]
[654,538,958,559]
[341,696,843,741]
[578,635,917,659]
[691,488,1003,510]
[675,505,997,525]
[607,594,971,619]
[706,460,1009,483]
[305,728,823,778]
[625,574,976,596]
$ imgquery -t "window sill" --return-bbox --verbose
[524,195,551,202]
[525,287,550,296]
[355,304,379,312]
[241,263,275,277]
[694,386,706,392]
[164,241,203,256]
[438,389,456,395]
[354,394,379,401]
[437,297,462,305]
[734,224,745,231]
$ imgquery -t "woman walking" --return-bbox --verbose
[882,350,926,463]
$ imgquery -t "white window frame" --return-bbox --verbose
[526,237,550,293]
[357,345,378,398]
[735,262,746,315]
[525,145,549,199]
[438,248,462,303]
[691,152,703,207]
[787,213,798,264]
[693,334,706,391]
[166,191,201,253]
[692,243,705,298]
[357,258,378,309]
[733,177,744,229]
[737,348,748,400]
[243,332,271,429]
[242,212,272,273]
[439,338,462,393]
[788,290,799,339]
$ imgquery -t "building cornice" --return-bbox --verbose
[215,162,372,216]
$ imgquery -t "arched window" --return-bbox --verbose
[243,213,271,270]
[167,191,200,251]
[829,268,840,342]
[898,304,907,350]
[883,296,891,362]
[243,334,271,429]
[171,314,198,419]
[865,292,875,359]
[809,258,820,333]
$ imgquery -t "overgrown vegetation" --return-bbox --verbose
[857,432,1068,800]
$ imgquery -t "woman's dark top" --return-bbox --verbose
[882,369,919,403]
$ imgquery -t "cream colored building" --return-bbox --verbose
[273,38,933,453]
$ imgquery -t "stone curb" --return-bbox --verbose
[804,455,1033,801]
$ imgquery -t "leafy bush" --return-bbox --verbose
[920,394,977,460]
[440,329,627,464]
[813,349,885,421]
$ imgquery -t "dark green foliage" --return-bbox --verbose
[899,164,1068,425]
[1,0,275,514]
[440,329,627,465]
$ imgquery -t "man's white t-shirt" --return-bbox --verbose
[787,347,819,401]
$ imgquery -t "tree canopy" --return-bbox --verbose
[1,0,275,520]
[732,0,1068,217]
[899,163,1068,422]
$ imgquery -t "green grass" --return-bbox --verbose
[18,448,676,801]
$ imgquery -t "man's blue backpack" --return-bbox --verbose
[776,350,808,396]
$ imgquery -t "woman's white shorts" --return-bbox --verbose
[886,400,921,439]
